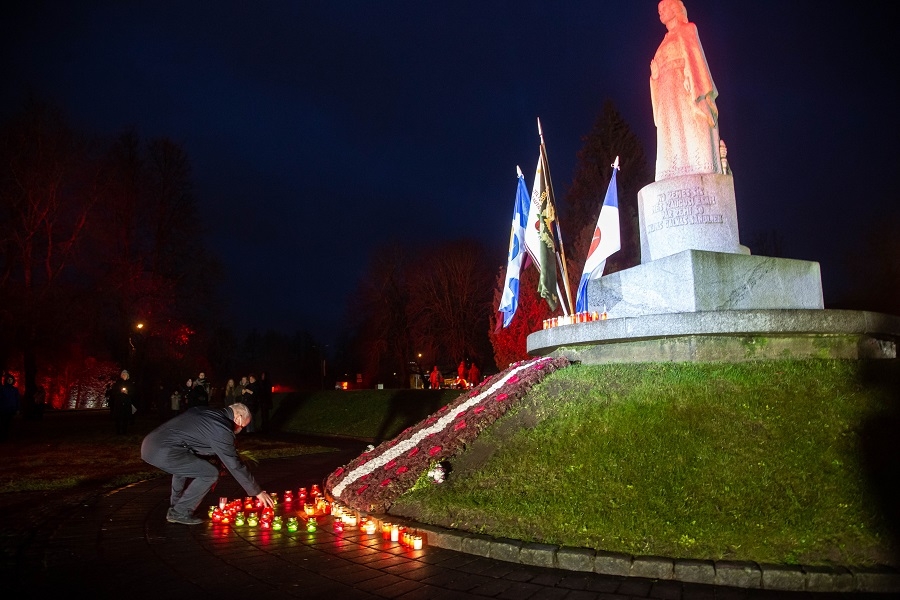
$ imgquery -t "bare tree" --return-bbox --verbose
[408,239,495,370]
[0,99,104,415]
[354,242,415,387]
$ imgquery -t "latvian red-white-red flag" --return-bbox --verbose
[575,157,621,313]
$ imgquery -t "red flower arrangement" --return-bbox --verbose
[325,356,569,513]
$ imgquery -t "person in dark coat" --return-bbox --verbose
[140,402,274,525]
[241,374,259,433]
[187,372,210,408]
[109,369,135,434]
[0,374,20,442]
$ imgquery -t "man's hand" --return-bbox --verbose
[256,491,274,509]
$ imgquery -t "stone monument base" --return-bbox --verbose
[587,249,824,318]
[639,173,742,261]
[526,310,900,364]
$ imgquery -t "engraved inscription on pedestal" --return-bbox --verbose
[646,187,723,234]
[638,173,741,263]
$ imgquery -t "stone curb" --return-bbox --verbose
[401,522,900,593]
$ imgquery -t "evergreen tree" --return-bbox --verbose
[561,100,652,292]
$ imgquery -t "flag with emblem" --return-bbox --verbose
[498,166,531,327]
[575,157,621,313]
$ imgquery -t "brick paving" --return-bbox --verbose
[1,440,895,599]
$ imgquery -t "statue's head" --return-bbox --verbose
[658,0,688,26]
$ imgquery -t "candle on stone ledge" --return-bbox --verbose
[390,523,400,542]
[413,535,423,550]
[219,496,228,510]
[287,517,298,532]
[272,516,282,530]
[362,520,377,535]
[306,518,317,532]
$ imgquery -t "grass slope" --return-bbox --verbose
[389,360,900,568]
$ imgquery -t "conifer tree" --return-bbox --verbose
[561,100,652,292]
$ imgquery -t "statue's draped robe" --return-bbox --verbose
[650,21,721,181]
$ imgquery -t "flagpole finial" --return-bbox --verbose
[516,165,523,178]
[611,156,620,170]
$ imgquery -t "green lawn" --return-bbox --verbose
[387,360,900,568]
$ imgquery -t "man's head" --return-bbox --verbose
[121,370,130,380]
[198,372,206,380]
[231,402,252,432]
[249,374,257,382]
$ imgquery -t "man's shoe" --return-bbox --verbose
[166,508,202,525]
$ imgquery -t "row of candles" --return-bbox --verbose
[542,310,608,329]
[206,487,424,550]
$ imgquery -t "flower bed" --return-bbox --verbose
[325,355,570,513]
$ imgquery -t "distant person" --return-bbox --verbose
[429,366,442,390]
[241,374,259,433]
[176,378,193,413]
[189,372,210,407]
[109,369,135,435]
[223,378,237,406]
[457,360,466,381]
[258,371,273,433]
[0,374,20,442]
[140,403,274,525]
[32,384,46,418]
[467,362,481,387]
[169,386,183,419]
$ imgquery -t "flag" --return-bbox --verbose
[523,153,544,273]
[575,159,621,313]
[525,152,558,311]
[498,167,531,327]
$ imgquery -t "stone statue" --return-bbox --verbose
[650,0,721,181]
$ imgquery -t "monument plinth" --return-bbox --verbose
[638,173,743,262]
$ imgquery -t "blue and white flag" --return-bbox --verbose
[575,157,621,313]
[498,166,531,327]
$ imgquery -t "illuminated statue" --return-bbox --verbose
[650,0,721,181]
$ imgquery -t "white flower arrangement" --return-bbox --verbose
[426,463,446,484]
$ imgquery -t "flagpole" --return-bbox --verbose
[537,118,575,316]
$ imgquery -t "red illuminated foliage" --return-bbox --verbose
[488,264,554,368]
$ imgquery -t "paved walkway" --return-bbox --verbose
[1,441,895,600]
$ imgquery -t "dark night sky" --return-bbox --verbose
[3,1,898,346]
